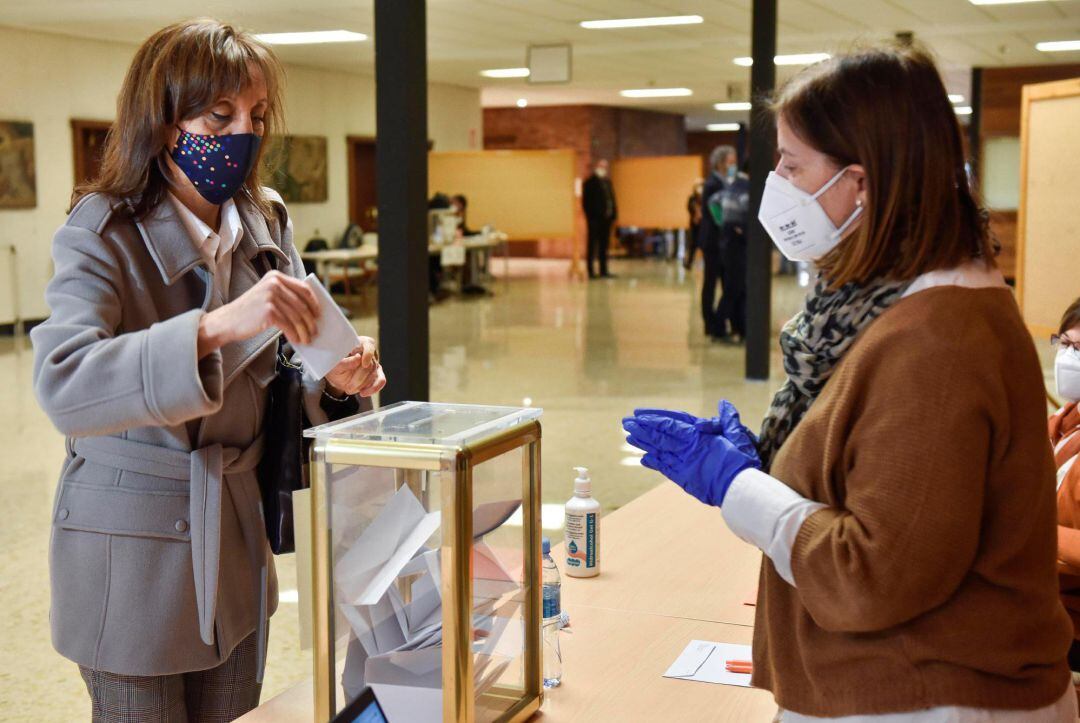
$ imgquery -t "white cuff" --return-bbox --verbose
[722,468,827,586]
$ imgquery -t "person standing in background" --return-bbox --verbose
[716,161,752,343]
[684,180,704,269]
[699,145,737,339]
[582,159,617,279]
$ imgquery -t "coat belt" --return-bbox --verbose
[69,435,270,681]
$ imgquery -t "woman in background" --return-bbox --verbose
[1050,298,1080,680]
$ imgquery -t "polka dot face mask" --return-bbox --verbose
[170,127,262,205]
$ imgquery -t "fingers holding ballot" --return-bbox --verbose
[622,401,762,508]
[287,273,386,398]
[327,337,386,398]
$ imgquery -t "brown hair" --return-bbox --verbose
[771,44,993,288]
[73,18,285,219]
[1060,298,1080,336]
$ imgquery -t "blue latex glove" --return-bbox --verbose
[632,401,759,458]
[621,414,762,507]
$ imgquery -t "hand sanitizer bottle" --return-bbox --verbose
[564,467,600,578]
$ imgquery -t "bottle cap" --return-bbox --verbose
[542,536,551,555]
[573,466,591,496]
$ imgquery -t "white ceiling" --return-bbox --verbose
[2,0,1079,129]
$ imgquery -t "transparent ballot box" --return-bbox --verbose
[304,402,543,723]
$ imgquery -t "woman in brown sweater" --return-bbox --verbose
[624,45,1075,721]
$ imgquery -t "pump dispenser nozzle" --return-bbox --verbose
[573,466,591,496]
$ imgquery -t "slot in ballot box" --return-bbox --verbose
[303,402,543,723]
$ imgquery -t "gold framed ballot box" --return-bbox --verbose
[303,402,543,723]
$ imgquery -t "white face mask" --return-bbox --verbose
[595,167,607,178]
[1056,347,1080,402]
[757,167,863,262]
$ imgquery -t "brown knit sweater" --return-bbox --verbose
[752,285,1073,717]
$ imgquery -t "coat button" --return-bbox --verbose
[175,519,189,533]
[57,508,69,521]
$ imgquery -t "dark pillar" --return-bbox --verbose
[375,0,429,404]
[746,0,777,381]
[968,67,983,188]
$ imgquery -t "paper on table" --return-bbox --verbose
[664,641,754,688]
[291,272,361,380]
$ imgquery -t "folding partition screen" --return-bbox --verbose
[610,155,701,229]
[428,149,576,239]
[1016,77,1080,336]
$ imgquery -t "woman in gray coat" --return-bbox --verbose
[31,19,385,722]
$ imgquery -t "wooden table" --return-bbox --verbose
[239,483,771,722]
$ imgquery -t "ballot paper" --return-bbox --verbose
[291,272,361,380]
[335,487,441,606]
[664,641,754,688]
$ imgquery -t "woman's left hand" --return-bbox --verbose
[325,336,386,398]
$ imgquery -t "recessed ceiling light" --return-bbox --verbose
[948,94,965,103]
[581,15,704,29]
[707,123,741,132]
[516,98,528,108]
[480,67,531,78]
[620,88,693,98]
[1036,40,1080,52]
[954,106,973,116]
[254,30,367,45]
[714,101,752,111]
[733,53,831,67]
[969,0,1061,5]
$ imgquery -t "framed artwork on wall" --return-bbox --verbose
[263,134,328,203]
[0,121,37,209]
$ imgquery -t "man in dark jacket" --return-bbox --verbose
[699,145,737,338]
[582,159,617,279]
[717,162,752,342]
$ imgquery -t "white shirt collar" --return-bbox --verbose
[167,193,244,266]
[901,259,1006,299]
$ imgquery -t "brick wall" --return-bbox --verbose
[483,104,688,257]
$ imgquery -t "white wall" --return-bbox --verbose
[0,25,483,322]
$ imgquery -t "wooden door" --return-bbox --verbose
[347,136,378,230]
[71,119,112,186]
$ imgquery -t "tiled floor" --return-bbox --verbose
[0,257,1057,721]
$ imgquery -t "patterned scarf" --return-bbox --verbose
[757,275,911,471]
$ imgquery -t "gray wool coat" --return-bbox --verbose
[32,187,337,677]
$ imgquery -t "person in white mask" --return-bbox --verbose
[624,44,1076,721]
[1049,299,1080,681]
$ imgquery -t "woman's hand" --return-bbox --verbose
[198,270,320,358]
[325,337,386,398]
[622,412,762,507]
[633,400,759,458]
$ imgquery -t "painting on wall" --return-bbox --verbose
[263,135,328,203]
[0,121,37,209]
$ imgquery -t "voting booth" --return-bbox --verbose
[303,403,544,723]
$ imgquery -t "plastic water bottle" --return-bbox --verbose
[541,537,562,688]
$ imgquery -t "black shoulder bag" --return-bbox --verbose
[255,258,361,554]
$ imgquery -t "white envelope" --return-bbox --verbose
[335,486,440,606]
[663,640,754,689]
[291,273,361,380]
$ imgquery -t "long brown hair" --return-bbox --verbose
[1060,298,1080,336]
[771,44,993,288]
[73,18,285,219]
